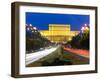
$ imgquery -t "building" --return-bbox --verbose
[40,24,80,43]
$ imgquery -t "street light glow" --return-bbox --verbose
[84,24,87,27]
[27,28,30,31]
[81,26,84,31]
[33,27,37,30]
[81,24,89,33]
[85,27,89,30]
[29,24,32,26]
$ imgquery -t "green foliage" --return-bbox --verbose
[26,30,50,52]
[69,31,89,50]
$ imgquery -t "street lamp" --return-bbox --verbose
[31,27,38,33]
[85,26,89,30]
[81,24,89,33]
[29,24,32,26]
[81,26,85,33]
[33,27,37,30]
[84,24,87,27]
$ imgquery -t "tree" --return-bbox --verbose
[68,29,89,50]
[26,25,51,53]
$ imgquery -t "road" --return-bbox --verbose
[26,46,58,65]
[63,47,89,58]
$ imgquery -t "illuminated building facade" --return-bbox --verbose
[40,24,80,43]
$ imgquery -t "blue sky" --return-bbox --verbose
[26,12,90,31]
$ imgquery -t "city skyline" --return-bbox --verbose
[26,12,90,31]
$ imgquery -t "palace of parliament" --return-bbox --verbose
[40,24,80,43]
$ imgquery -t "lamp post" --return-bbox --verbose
[81,24,89,33]
[33,27,37,31]
[81,26,85,33]
[31,27,37,32]
[29,24,32,27]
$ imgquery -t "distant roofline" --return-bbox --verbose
[49,24,70,27]
[39,30,80,32]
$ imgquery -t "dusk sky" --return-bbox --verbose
[26,12,90,31]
